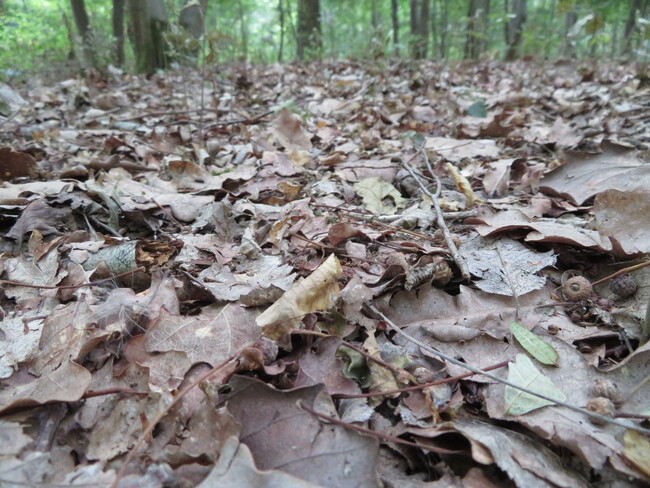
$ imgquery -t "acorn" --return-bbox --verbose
[560,276,593,301]
[591,379,622,404]
[609,273,637,299]
[585,397,616,425]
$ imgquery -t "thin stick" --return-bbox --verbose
[400,155,471,279]
[334,360,509,399]
[300,402,462,455]
[0,266,146,290]
[591,259,650,287]
[110,351,243,488]
[367,305,650,435]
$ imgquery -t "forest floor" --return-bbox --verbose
[0,59,649,488]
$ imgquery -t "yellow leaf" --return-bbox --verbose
[445,162,481,206]
[363,331,400,402]
[624,430,650,477]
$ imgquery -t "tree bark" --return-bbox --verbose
[278,0,285,62]
[439,0,448,58]
[409,0,430,59]
[112,0,125,66]
[70,0,95,69]
[370,0,380,29]
[561,9,578,58]
[464,0,490,59]
[391,0,399,56]
[296,0,321,60]
[179,0,206,38]
[236,0,249,61]
[622,0,649,56]
[129,0,169,73]
[504,0,527,60]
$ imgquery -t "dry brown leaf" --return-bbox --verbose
[257,254,342,340]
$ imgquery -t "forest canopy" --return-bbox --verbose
[0,0,648,79]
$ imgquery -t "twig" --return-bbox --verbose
[334,360,509,399]
[300,402,462,455]
[400,155,471,280]
[110,349,248,488]
[313,204,478,221]
[0,266,146,290]
[366,305,650,435]
[591,259,650,287]
[290,330,413,380]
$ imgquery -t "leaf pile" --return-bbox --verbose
[0,60,649,487]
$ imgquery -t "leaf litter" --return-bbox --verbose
[0,60,649,487]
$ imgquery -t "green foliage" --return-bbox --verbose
[0,0,648,80]
[0,0,114,78]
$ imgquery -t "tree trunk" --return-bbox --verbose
[179,0,206,38]
[622,0,649,56]
[464,0,490,59]
[236,0,249,61]
[439,0,448,58]
[561,9,578,58]
[296,0,321,60]
[70,0,95,69]
[370,0,380,28]
[112,0,125,66]
[504,0,527,60]
[391,0,399,56]
[278,0,285,62]
[129,0,169,73]
[409,0,429,59]
[62,11,76,61]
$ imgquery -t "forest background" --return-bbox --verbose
[0,0,649,81]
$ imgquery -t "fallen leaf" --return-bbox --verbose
[257,254,342,340]
[510,321,559,366]
[504,354,566,416]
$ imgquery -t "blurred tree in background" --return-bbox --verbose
[0,0,648,80]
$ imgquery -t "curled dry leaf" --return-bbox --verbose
[256,254,342,340]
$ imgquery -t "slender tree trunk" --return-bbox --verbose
[622,0,648,57]
[296,0,321,60]
[464,0,490,59]
[561,9,578,57]
[409,0,429,59]
[236,0,248,61]
[420,0,430,58]
[504,0,527,60]
[391,0,399,56]
[70,0,95,69]
[370,0,380,28]
[431,0,438,58]
[112,0,125,66]
[278,0,285,62]
[62,11,76,60]
[439,0,448,58]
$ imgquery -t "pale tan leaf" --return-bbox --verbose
[354,177,406,215]
[257,254,342,340]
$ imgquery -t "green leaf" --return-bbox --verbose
[337,345,370,388]
[467,100,487,118]
[510,321,559,366]
[504,354,566,416]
